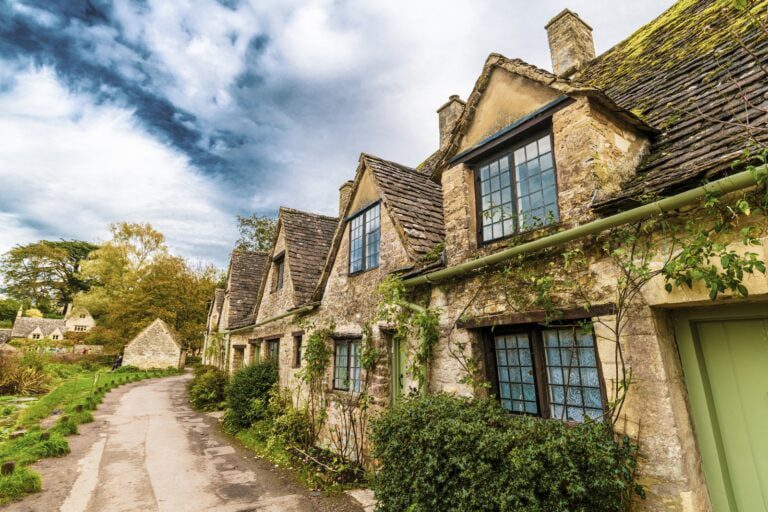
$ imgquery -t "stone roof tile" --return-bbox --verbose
[281,208,339,306]
[227,250,269,329]
[364,154,445,259]
[10,317,66,338]
[577,0,768,210]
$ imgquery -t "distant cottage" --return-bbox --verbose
[123,318,184,369]
[9,306,95,341]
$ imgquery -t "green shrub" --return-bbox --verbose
[269,404,313,449]
[225,363,278,430]
[0,466,41,505]
[370,394,640,512]
[114,365,141,373]
[189,367,227,411]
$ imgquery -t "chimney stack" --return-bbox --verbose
[339,180,354,216]
[545,9,595,78]
[437,95,465,148]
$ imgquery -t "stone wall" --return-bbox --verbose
[123,320,182,369]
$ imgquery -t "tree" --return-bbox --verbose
[78,222,220,352]
[24,308,43,318]
[0,240,98,313]
[0,298,21,325]
[235,214,277,252]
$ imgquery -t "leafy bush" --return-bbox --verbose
[0,353,50,395]
[189,366,227,411]
[370,394,640,512]
[225,362,278,430]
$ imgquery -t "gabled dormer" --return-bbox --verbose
[221,250,268,331]
[253,208,337,323]
[430,46,654,264]
[313,154,444,323]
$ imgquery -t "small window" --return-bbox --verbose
[74,325,87,332]
[267,339,280,366]
[349,203,380,274]
[52,335,60,340]
[272,255,285,291]
[333,338,361,392]
[248,340,260,364]
[488,322,603,423]
[32,333,41,340]
[292,334,303,368]
[80,314,86,319]
[476,131,558,242]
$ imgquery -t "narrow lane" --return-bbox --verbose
[4,374,363,512]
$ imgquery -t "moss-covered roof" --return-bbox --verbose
[578,0,768,210]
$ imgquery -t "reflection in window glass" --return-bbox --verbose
[349,204,380,273]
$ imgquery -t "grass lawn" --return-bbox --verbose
[0,366,181,505]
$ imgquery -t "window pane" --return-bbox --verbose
[494,334,538,414]
[334,341,349,390]
[516,134,559,231]
[349,214,364,273]
[350,340,362,392]
[479,154,515,242]
[543,325,603,422]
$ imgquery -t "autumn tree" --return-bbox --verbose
[78,222,220,353]
[0,240,97,314]
[235,214,277,252]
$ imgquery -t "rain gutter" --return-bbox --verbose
[402,168,763,288]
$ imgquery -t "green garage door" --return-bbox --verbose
[674,305,768,512]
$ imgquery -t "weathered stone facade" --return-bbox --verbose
[123,318,183,369]
[211,2,768,510]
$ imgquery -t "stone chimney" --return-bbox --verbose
[437,95,465,148]
[545,9,595,78]
[339,180,354,216]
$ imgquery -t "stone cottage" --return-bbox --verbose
[201,288,225,365]
[9,306,95,342]
[123,318,184,369]
[211,1,768,510]
[201,249,268,371]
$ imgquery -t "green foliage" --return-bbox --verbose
[0,353,51,395]
[0,466,41,505]
[0,298,21,324]
[371,394,641,512]
[188,366,228,411]
[225,362,278,430]
[0,240,97,313]
[77,222,221,352]
[235,214,278,252]
[297,324,333,443]
[378,276,439,392]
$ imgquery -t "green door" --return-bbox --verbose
[674,304,768,512]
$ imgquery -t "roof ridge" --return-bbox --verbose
[280,206,338,221]
[360,153,415,172]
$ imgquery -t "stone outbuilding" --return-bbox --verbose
[123,319,184,369]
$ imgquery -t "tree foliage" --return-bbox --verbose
[235,214,277,252]
[0,240,97,313]
[77,222,220,352]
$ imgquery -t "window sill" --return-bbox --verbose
[478,222,564,252]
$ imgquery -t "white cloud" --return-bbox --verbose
[0,65,236,264]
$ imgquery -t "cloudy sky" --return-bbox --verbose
[0,0,673,267]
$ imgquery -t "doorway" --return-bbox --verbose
[673,304,768,512]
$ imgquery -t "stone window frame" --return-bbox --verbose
[332,336,362,392]
[74,325,87,332]
[472,126,561,245]
[271,252,285,292]
[482,321,607,423]
[347,202,381,275]
[32,333,41,340]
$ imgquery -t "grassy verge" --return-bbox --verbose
[233,421,366,494]
[0,367,181,505]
